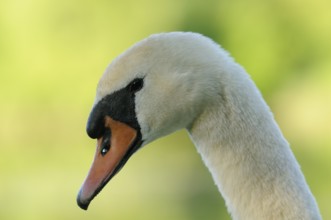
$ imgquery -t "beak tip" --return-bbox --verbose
[76,190,90,210]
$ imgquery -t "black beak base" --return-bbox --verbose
[78,78,143,210]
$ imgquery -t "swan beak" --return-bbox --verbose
[77,116,138,210]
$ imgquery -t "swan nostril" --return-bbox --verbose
[101,146,109,155]
[100,129,111,156]
[101,138,110,156]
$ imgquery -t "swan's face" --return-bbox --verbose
[77,33,220,210]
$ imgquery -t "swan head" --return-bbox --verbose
[77,32,231,210]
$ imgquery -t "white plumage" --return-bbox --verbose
[88,32,322,219]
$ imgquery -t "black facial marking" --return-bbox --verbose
[78,78,145,210]
[86,78,143,139]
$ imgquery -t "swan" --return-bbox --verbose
[76,32,322,219]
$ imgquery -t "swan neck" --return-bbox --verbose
[188,83,321,220]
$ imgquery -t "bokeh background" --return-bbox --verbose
[1,0,330,219]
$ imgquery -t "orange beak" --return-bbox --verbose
[77,116,138,210]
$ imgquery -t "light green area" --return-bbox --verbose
[0,0,330,219]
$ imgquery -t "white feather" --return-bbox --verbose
[96,32,322,220]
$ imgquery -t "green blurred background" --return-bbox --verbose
[1,0,330,219]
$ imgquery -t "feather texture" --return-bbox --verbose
[95,32,322,219]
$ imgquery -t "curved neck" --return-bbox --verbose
[187,75,321,220]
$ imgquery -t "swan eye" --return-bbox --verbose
[128,78,143,93]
